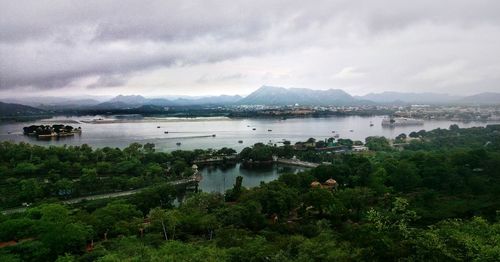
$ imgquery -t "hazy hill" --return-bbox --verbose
[356,91,500,105]
[175,95,242,106]
[0,101,47,116]
[5,89,498,112]
[238,86,357,105]
[95,94,242,109]
[91,101,137,110]
[357,92,460,104]
[108,95,149,105]
[4,96,102,108]
[458,92,500,105]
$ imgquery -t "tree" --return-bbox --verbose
[244,181,299,217]
[148,208,169,240]
[19,178,43,203]
[164,210,181,240]
[80,168,98,193]
[409,131,419,138]
[365,136,391,151]
[33,204,92,259]
[171,160,188,176]
[303,188,334,215]
[0,218,35,241]
[395,133,407,143]
[54,178,74,198]
[389,161,421,192]
[337,138,353,148]
[91,202,142,237]
[143,143,155,153]
[410,217,500,261]
[367,197,418,238]
[225,176,243,201]
[315,140,326,148]
[132,183,176,214]
[14,162,38,176]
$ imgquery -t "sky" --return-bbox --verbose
[1,0,500,98]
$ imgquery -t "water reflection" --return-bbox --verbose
[0,115,497,151]
[198,163,307,193]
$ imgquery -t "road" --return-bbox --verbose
[1,176,200,215]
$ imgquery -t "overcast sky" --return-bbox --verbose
[1,0,500,98]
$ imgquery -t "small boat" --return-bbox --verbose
[176,142,181,146]
[7,131,11,134]
[268,129,272,132]
[252,128,256,130]
[334,134,340,138]
[370,122,374,127]
[164,131,169,134]
[157,126,161,128]
[238,140,243,143]
[332,131,336,133]
[247,125,251,127]
[212,134,216,137]
[349,130,354,132]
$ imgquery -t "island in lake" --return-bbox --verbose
[23,124,82,139]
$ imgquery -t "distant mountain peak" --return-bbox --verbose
[239,85,356,105]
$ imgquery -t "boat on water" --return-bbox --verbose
[334,134,340,138]
[370,122,374,127]
[164,131,169,134]
[382,117,424,127]
[268,129,272,132]
[157,126,161,128]
[176,142,181,146]
[252,128,256,130]
[212,134,216,137]
[238,140,243,143]
[349,130,354,132]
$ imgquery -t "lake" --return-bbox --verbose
[0,115,497,151]
[198,163,307,193]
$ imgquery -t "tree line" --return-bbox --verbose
[0,124,499,261]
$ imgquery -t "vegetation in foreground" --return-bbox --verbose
[0,125,499,261]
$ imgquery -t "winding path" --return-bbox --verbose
[1,176,200,215]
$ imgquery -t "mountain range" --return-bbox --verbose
[238,86,500,106]
[355,92,461,104]
[238,86,364,105]
[0,101,47,116]
[1,86,499,112]
[101,94,243,108]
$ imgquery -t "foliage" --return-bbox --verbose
[0,125,499,261]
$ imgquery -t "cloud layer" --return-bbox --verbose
[1,0,500,96]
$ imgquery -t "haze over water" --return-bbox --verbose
[1,115,497,151]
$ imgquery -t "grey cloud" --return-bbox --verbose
[196,73,246,84]
[1,0,500,94]
[87,74,128,89]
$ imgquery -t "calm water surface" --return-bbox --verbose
[0,115,497,151]
[198,163,306,193]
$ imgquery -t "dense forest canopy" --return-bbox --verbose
[0,125,499,261]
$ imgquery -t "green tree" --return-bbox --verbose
[365,136,391,151]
